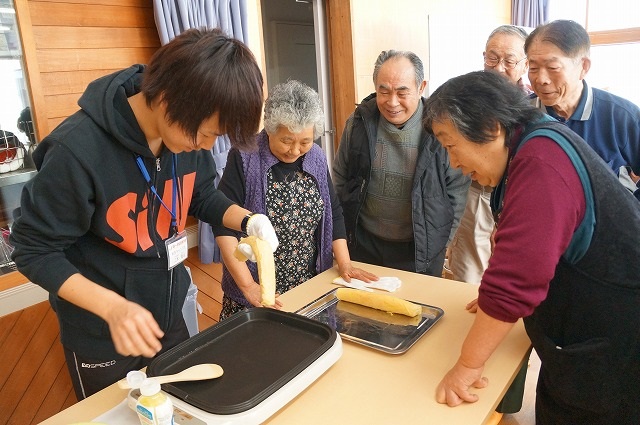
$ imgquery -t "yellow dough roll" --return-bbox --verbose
[337,300,422,326]
[234,235,276,306]
[335,288,422,317]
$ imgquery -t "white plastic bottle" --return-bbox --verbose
[126,370,147,411]
[135,378,174,425]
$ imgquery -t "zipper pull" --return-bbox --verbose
[156,158,161,172]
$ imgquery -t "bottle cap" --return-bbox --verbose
[125,370,147,389]
[139,378,161,396]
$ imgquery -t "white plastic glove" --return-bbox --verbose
[237,242,257,262]
[245,213,279,251]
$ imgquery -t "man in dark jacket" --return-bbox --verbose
[333,50,469,277]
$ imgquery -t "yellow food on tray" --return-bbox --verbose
[335,288,422,317]
[234,235,276,306]
[337,300,422,326]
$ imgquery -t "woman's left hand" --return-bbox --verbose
[339,264,379,283]
[466,298,479,313]
[435,360,488,407]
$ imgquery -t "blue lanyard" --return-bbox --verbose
[135,154,179,232]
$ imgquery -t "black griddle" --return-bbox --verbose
[146,308,337,415]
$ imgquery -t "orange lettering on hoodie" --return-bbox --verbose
[105,193,145,253]
[106,172,196,253]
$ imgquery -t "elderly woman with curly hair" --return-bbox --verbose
[213,80,377,319]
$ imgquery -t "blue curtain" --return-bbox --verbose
[512,0,549,27]
[153,0,248,45]
[152,0,248,264]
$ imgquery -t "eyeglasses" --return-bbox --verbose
[483,53,526,70]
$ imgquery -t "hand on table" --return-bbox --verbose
[436,360,488,407]
[466,298,479,313]
[339,263,379,283]
[105,299,164,358]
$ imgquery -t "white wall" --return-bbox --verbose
[350,0,431,103]
[348,0,510,99]
[427,0,511,94]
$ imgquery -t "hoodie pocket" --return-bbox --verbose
[124,267,172,331]
[55,296,110,337]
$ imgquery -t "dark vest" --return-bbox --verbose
[511,121,640,424]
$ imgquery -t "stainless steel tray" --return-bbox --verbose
[296,288,444,354]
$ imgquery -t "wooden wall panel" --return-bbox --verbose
[47,117,66,133]
[36,47,157,73]
[40,70,120,96]
[33,26,161,49]
[16,0,160,140]
[43,93,82,119]
[35,0,150,6]
[28,2,155,28]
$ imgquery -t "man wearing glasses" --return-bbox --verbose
[483,26,533,96]
[448,25,531,288]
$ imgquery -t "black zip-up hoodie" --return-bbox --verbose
[10,65,234,358]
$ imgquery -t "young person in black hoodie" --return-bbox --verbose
[10,28,278,399]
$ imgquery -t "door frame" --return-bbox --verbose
[323,0,355,154]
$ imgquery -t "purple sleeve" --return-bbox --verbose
[478,137,586,322]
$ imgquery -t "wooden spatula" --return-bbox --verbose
[117,363,224,389]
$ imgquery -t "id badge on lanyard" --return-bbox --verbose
[136,153,185,270]
[166,230,188,270]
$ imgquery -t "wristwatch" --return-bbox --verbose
[241,213,255,234]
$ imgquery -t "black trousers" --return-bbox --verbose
[64,316,189,400]
[350,223,416,272]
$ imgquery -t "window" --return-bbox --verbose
[548,0,640,106]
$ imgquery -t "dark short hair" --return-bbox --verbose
[423,71,543,145]
[524,20,590,58]
[142,28,264,150]
[373,50,424,89]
